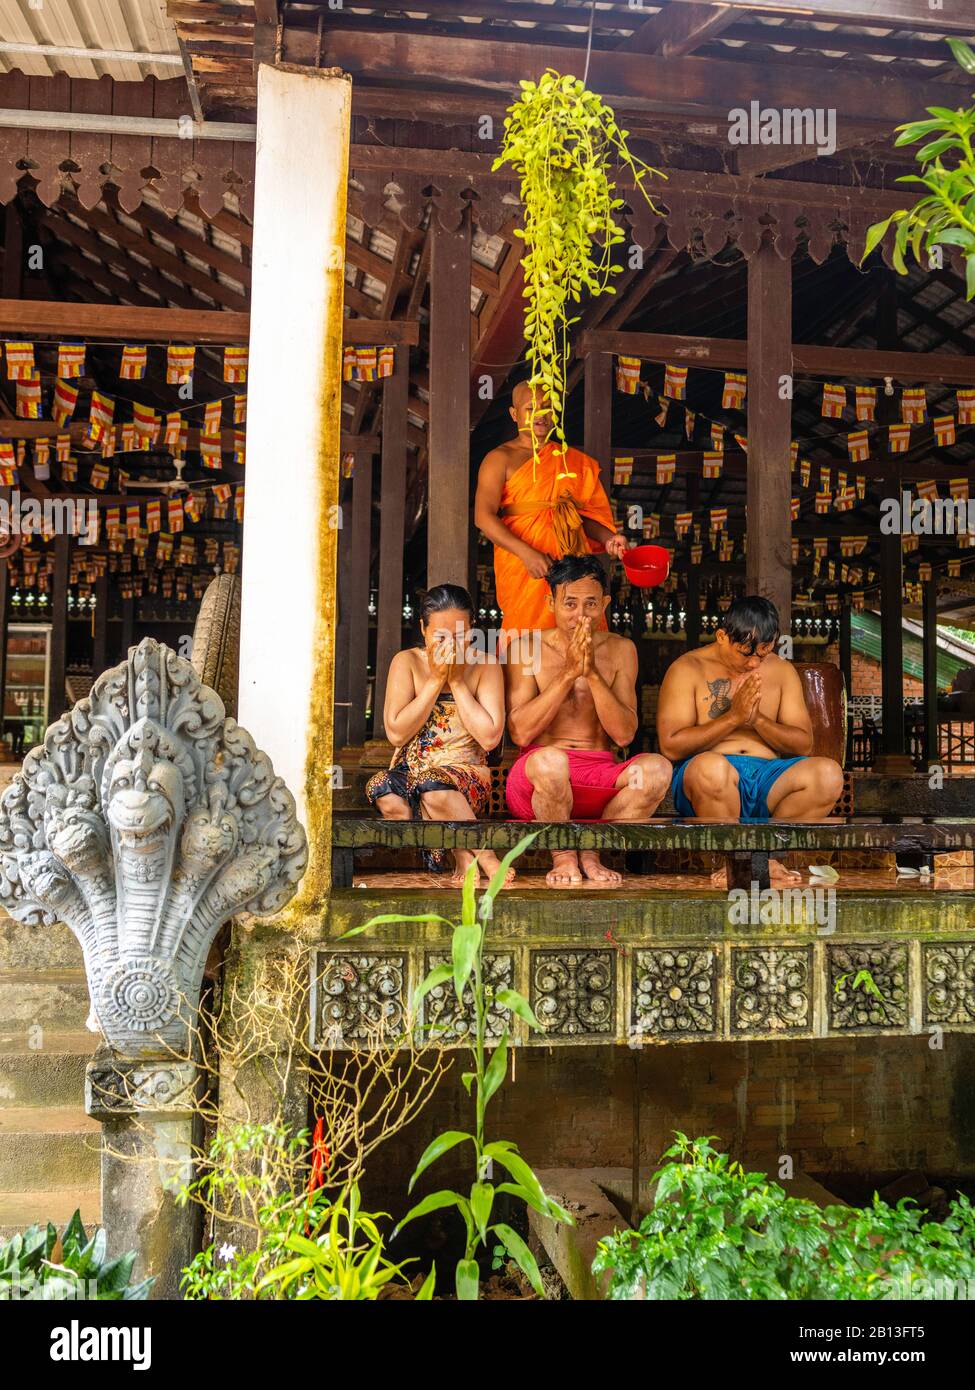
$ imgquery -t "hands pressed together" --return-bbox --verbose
[562,616,594,681]
[730,671,762,728]
[427,632,470,687]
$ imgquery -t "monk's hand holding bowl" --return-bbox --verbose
[519,544,552,580]
[604,533,627,561]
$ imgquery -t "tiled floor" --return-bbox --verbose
[349,864,975,892]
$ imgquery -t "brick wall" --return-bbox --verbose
[363,1035,975,1221]
[820,642,923,699]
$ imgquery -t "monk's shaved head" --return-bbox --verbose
[512,380,533,410]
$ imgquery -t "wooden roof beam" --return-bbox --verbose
[626,4,739,58]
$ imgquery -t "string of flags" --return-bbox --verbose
[2,341,249,387]
[342,346,395,382]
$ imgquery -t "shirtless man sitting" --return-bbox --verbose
[656,595,844,887]
[504,554,671,887]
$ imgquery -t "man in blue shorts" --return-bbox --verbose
[656,596,844,887]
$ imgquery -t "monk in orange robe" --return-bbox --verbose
[474,383,624,640]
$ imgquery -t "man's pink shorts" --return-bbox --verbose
[505,746,642,820]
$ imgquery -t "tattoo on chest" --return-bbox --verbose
[707,678,731,719]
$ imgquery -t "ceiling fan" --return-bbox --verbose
[123,457,191,496]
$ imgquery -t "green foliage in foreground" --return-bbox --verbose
[593,1135,975,1301]
[347,833,572,1300]
[863,39,975,298]
[0,1210,153,1300]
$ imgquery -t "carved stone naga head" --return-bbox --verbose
[0,639,308,1057]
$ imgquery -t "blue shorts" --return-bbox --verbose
[671,754,806,821]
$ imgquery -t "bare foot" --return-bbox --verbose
[770,858,802,887]
[546,851,583,888]
[709,859,801,889]
[477,850,516,888]
[446,852,481,888]
[579,851,623,886]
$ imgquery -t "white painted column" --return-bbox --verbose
[238,63,351,899]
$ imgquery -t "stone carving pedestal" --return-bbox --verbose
[0,639,307,1297]
[86,1054,201,1298]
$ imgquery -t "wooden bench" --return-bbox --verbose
[331,814,975,891]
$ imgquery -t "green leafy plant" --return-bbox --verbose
[863,39,975,298]
[493,70,664,456]
[179,1122,420,1300]
[0,1209,153,1300]
[344,833,572,1300]
[593,1133,975,1300]
[834,968,885,1003]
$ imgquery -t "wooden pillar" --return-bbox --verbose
[237,65,351,899]
[93,571,108,674]
[428,215,471,588]
[375,346,409,739]
[584,351,613,496]
[47,534,69,721]
[746,241,792,633]
[333,481,352,752]
[839,603,853,697]
[346,453,373,748]
[922,578,939,769]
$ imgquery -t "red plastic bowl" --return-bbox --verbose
[621,543,670,587]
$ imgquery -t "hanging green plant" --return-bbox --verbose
[493,70,665,460]
[862,39,975,298]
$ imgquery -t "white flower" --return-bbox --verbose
[218,1243,237,1264]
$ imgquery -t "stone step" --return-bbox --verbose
[0,1106,100,1190]
[0,972,92,1033]
[0,1031,96,1107]
[0,1186,101,1241]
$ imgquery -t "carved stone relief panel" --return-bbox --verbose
[731,946,812,1035]
[827,943,908,1031]
[631,947,717,1039]
[530,949,615,1040]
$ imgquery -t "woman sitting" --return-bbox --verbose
[367,584,511,887]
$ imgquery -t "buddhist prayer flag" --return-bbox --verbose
[710,423,725,450]
[233,429,245,466]
[203,400,222,438]
[164,412,182,449]
[89,391,114,441]
[120,345,147,380]
[949,559,962,577]
[105,507,120,537]
[133,403,159,444]
[684,409,696,441]
[342,346,357,381]
[834,486,856,512]
[0,442,13,470]
[933,415,956,447]
[656,455,675,485]
[642,514,660,539]
[813,537,828,558]
[61,456,77,482]
[821,383,846,418]
[722,372,746,411]
[856,475,866,500]
[958,389,975,424]
[53,378,79,427]
[815,490,831,514]
[89,462,109,490]
[702,450,723,479]
[34,438,50,480]
[790,441,799,467]
[709,507,727,532]
[888,424,910,453]
[126,506,141,541]
[950,478,970,501]
[167,498,184,532]
[146,500,161,533]
[200,438,221,469]
[919,562,933,582]
[901,387,926,424]
[790,497,800,520]
[5,343,34,380]
[121,423,137,453]
[16,373,41,419]
[613,459,633,486]
[917,479,939,502]
[56,433,71,462]
[654,397,669,427]
[233,394,246,425]
[663,364,687,399]
[719,537,734,562]
[234,485,245,522]
[675,512,692,537]
[819,466,832,493]
[378,345,394,378]
[165,346,195,384]
[221,346,247,383]
[847,430,869,462]
[800,459,811,488]
[903,534,920,552]
[733,433,748,453]
[184,493,204,523]
[854,386,876,421]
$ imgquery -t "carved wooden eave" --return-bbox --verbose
[0,73,255,217]
[0,638,307,1057]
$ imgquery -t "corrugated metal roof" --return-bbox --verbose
[853,611,972,689]
[0,0,179,82]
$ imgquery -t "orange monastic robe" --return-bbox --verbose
[494,442,616,636]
